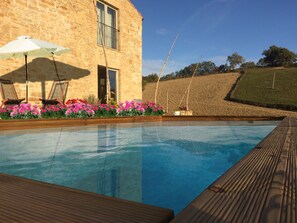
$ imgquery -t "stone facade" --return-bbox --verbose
[0,0,142,104]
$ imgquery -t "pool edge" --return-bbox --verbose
[0,115,285,131]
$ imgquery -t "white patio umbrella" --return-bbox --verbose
[0,36,70,102]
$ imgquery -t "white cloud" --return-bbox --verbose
[142,59,187,76]
[155,28,168,36]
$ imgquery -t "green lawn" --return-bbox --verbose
[230,67,297,110]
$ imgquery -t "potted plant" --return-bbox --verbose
[174,106,186,116]
[175,106,193,116]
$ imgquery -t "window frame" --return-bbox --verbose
[96,1,119,50]
[108,69,118,102]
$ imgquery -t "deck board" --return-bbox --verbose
[173,117,297,223]
[0,174,174,223]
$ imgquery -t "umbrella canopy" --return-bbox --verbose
[0,36,70,102]
[0,36,70,58]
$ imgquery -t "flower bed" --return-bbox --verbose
[0,100,164,120]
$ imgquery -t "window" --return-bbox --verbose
[96,1,118,49]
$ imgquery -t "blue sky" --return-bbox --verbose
[131,0,297,76]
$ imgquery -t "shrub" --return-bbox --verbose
[117,100,145,116]
[83,94,99,104]
[143,101,165,116]
[0,100,165,120]
[65,102,95,118]
[0,106,13,119]
[94,104,117,117]
[66,98,87,105]
[40,104,67,118]
[10,103,41,119]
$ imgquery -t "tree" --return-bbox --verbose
[217,64,229,73]
[175,63,199,78]
[142,73,158,90]
[143,73,158,83]
[227,52,245,70]
[261,45,296,67]
[257,58,267,67]
[198,61,216,74]
[241,61,256,70]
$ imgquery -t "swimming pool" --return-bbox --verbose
[0,121,277,214]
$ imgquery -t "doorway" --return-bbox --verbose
[98,66,118,103]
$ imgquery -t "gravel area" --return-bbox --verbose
[143,73,297,117]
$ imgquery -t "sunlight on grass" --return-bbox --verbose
[231,68,297,109]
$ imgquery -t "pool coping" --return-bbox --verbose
[0,115,285,131]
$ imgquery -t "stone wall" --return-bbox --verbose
[0,0,142,104]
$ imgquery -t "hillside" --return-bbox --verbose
[143,72,297,117]
[230,67,297,110]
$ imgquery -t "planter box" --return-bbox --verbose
[0,116,162,131]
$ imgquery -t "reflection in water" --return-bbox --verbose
[0,122,276,213]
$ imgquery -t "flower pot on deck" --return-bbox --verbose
[173,111,181,116]
[180,110,193,116]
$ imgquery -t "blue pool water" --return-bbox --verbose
[0,121,276,214]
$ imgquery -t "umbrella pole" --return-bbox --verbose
[25,54,28,103]
[52,56,61,82]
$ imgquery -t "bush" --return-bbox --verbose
[143,101,165,116]
[65,102,95,118]
[83,94,99,104]
[117,101,145,116]
[10,103,41,119]
[94,104,117,117]
[0,100,165,120]
[0,107,13,119]
[40,105,67,118]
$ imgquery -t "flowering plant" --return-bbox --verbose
[117,100,145,116]
[0,106,13,119]
[10,103,41,119]
[94,103,117,117]
[40,104,67,118]
[143,101,165,116]
[0,100,165,120]
[66,98,87,105]
[65,102,95,118]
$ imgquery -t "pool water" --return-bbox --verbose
[0,121,276,214]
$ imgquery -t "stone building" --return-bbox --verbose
[0,0,143,104]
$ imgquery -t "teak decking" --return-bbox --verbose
[0,174,174,223]
[173,117,297,223]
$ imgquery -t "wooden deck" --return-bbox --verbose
[0,174,174,223]
[173,117,297,223]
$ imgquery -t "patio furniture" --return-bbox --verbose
[0,36,70,102]
[0,79,25,107]
[40,80,69,108]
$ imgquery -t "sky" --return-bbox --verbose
[131,0,297,76]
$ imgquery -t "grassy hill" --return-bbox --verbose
[142,72,296,117]
[229,67,297,110]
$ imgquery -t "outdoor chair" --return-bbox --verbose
[0,79,25,107]
[40,80,69,108]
